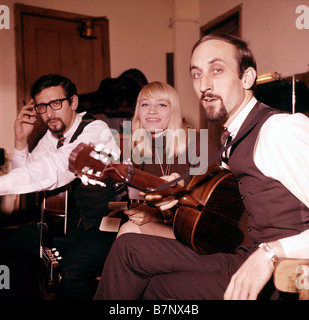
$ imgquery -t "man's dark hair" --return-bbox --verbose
[30,74,77,103]
[192,33,257,81]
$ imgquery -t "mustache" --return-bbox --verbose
[46,117,66,127]
[46,117,61,124]
[201,92,222,101]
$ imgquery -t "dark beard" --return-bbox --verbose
[202,104,227,123]
[47,118,66,134]
[201,93,228,123]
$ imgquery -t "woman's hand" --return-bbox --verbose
[124,203,163,225]
[139,172,184,210]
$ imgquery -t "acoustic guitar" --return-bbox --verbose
[173,166,245,254]
[12,189,67,290]
[39,187,70,291]
[69,142,245,255]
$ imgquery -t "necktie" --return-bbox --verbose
[220,128,231,164]
[220,128,231,147]
[57,134,65,149]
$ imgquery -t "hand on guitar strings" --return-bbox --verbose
[139,172,184,211]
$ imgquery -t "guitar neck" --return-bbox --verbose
[109,164,203,210]
[69,143,203,210]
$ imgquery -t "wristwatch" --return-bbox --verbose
[259,242,279,264]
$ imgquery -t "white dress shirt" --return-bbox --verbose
[225,97,309,258]
[0,112,120,195]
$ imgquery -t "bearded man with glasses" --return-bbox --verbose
[0,74,121,299]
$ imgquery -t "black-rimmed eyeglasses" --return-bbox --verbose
[34,97,70,114]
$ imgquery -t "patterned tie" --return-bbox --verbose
[220,128,232,164]
[220,128,230,146]
[57,134,65,149]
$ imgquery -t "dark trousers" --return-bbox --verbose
[94,233,255,300]
[54,222,117,299]
[0,223,41,299]
[0,221,116,300]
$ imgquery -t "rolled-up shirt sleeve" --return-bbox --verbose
[11,147,30,169]
[0,116,120,195]
[278,229,309,259]
[255,113,309,258]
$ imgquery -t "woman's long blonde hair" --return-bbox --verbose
[131,81,187,159]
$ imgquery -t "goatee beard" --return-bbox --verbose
[47,118,66,134]
[201,93,227,123]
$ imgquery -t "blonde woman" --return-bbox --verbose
[118,81,218,238]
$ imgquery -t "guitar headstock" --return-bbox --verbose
[69,142,114,187]
[41,246,62,289]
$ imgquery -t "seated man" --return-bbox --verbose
[94,34,309,300]
[0,74,120,299]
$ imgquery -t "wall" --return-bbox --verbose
[171,0,200,129]
[199,0,309,78]
[0,0,17,161]
[1,0,309,161]
[0,0,174,157]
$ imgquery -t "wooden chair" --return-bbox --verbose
[273,258,309,300]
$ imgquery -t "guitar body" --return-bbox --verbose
[43,185,69,238]
[173,166,245,255]
[69,143,246,255]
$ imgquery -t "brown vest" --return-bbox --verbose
[228,102,309,244]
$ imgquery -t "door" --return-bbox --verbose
[15,4,110,150]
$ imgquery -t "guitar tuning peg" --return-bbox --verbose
[51,248,60,257]
[88,179,96,185]
[100,156,111,164]
[104,149,120,162]
[95,181,106,187]
[94,143,105,152]
[81,174,90,185]
[87,178,106,187]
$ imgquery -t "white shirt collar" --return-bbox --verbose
[63,111,86,139]
[48,111,86,143]
[227,97,257,138]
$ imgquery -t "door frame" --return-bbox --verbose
[200,4,242,37]
[14,3,110,108]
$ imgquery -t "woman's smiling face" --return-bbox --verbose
[138,97,172,133]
